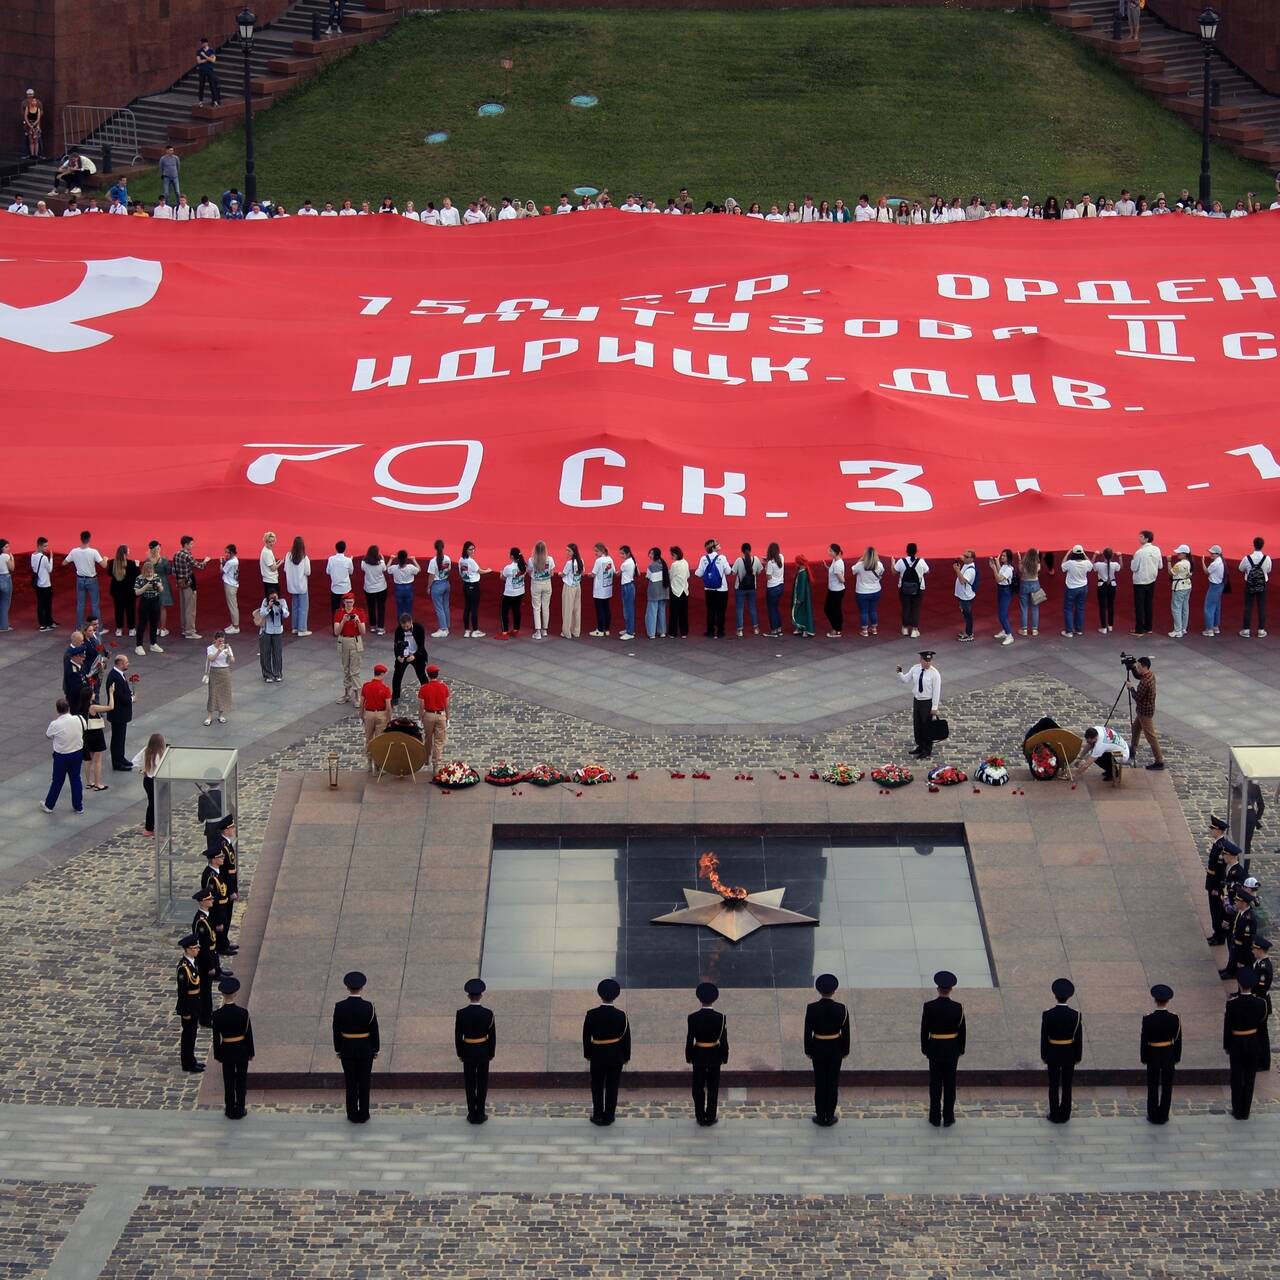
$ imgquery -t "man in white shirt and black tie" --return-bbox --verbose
[897,651,941,759]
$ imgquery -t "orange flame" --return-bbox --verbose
[698,851,748,900]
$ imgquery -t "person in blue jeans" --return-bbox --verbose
[427,539,452,637]
[64,532,105,630]
[989,549,1016,645]
[42,697,85,813]
[618,545,638,639]
[389,550,420,620]
[644,548,669,639]
[1059,545,1092,637]
[1018,548,1042,635]
[732,543,762,635]
[763,543,786,636]
[1201,545,1225,636]
[0,538,13,630]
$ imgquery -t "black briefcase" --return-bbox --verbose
[929,718,950,743]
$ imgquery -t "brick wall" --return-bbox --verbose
[1147,0,1280,94]
[1,0,292,156]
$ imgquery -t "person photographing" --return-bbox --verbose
[1127,656,1165,771]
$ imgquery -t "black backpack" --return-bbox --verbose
[900,558,920,596]
[1245,554,1268,594]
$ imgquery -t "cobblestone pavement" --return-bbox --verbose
[94,1186,1280,1280]
[0,1179,87,1279]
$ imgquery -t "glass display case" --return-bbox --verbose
[1226,746,1279,861]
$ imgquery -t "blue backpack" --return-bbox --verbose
[703,554,723,590]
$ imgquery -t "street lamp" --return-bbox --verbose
[238,8,258,205]
[1197,6,1220,206]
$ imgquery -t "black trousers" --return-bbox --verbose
[824,588,844,634]
[1223,941,1253,978]
[110,588,136,632]
[328,0,346,25]
[364,589,387,630]
[462,582,481,631]
[811,1055,841,1120]
[668,593,689,636]
[1207,889,1226,941]
[691,1061,721,1122]
[213,906,233,954]
[912,698,933,757]
[136,596,160,646]
[180,1015,199,1069]
[1096,581,1116,628]
[1133,582,1155,633]
[500,597,522,632]
[1243,587,1267,632]
[341,1054,373,1121]
[705,592,727,637]
[35,585,54,627]
[899,589,921,630]
[1146,1062,1174,1122]
[197,64,221,103]
[199,972,214,1027]
[928,1058,958,1124]
[391,653,427,701]
[463,1061,489,1118]
[1095,752,1118,782]
[590,1061,622,1120]
[109,718,130,769]
[593,598,611,632]
[222,1060,247,1116]
[1229,1053,1257,1118]
[1046,1063,1074,1122]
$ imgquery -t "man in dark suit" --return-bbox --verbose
[1221,888,1258,979]
[175,934,204,1073]
[191,887,220,1027]
[455,977,496,1124]
[1252,937,1273,1072]
[1040,977,1084,1124]
[1140,983,1182,1124]
[201,847,235,956]
[1224,969,1269,1119]
[333,970,380,1123]
[104,654,134,770]
[391,613,428,703]
[62,630,90,708]
[920,969,966,1127]
[211,976,254,1119]
[685,981,729,1126]
[582,977,630,1125]
[803,972,850,1126]
[1204,815,1232,945]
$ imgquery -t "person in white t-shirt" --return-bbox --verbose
[852,547,885,637]
[258,532,282,597]
[1093,547,1122,634]
[1239,535,1272,638]
[195,196,220,219]
[220,544,241,633]
[172,195,193,221]
[695,539,732,639]
[764,205,786,223]
[320,202,338,216]
[498,548,527,637]
[64,532,106,630]
[528,540,556,639]
[823,543,846,638]
[731,543,763,637]
[463,202,486,225]
[438,197,461,227]
[1073,725,1129,784]
[1200,543,1225,636]
[337,199,357,217]
[497,197,518,221]
[953,550,977,641]
[1166,544,1193,638]
[559,543,584,639]
[616,545,638,640]
[458,540,484,638]
[1059,545,1094,637]
[388,551,420,620]
[6,199,28,215]
[762,542,786,637]
[425,539,452,638]
[325,541,354,616]
[989,549,1016,645]
[282,536,312,636]
[892,544,929,638]
[420,202,441,226]
[244,202,268,221]
[1129,530,1162,636]
[151,199,173,220]
[297,200,320,216]
[361,546,389,634]
[853,195,874,223]
[589,543,616,636]
[620,195,642,213]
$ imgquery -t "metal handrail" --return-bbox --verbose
[60,105,143,166]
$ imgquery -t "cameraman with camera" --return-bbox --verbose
[253,590,290,683]
[1126,654,1165,771]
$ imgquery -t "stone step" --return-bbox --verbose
[1213,120,1267,143]
[250,74,300,96]
[268,54,322,75]
[1051,10,1093,29]
[1237,142,1280,163]
[167,120,229,142]
[291,29,382,56]
[1138,73,1193,96]
[192,98,275,120]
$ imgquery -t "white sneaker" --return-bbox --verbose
[1239,629,1252,637]
[185,632,203,640]
[1259,630,1268,638]
[158,629,169,637]
[431,629,448,638]
[1168,630,1181,638]
[114,628,122,637]
[589,630,604,637]
[135,645,146,655]
[993,632,1006,640]
[620,632,634,641]
[463,629,472,638]
[150,643,164,654]
[225,626,239,635]
[1000,634,1014,645]
[470,630,485,638]
[297,630,312,637]
[1202,629,1215,637]
[910,629,920,638]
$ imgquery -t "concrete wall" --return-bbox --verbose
[1147,0,1280,94]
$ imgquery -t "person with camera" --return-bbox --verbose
[332,593,367,705]
[1127,656,1165,771]
[253,591,289,683]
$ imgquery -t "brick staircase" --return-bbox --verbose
[1038,0,1280,169]
[2,0,402,209]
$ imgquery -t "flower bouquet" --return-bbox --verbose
[572,764,615,786]
[975,755,1011,786]
[484,760,526,786]
[526,763,568,787]
[870,764,913,788]
[927,765,968,787]
[822,763,865,786]
[1029,744,1061,781]
[433,761,479,788]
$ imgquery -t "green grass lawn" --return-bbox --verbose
[151,8,1270,209]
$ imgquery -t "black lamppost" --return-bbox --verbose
[238,8,258,205]
[1197,6,1220,207]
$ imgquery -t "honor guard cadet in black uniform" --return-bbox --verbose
[921,970,966,1127]
[1040,978,1084,1124]
[1221,887,1257,979]
[333,970,380,1123]
[1204,816,1232,945]
[1223,968,1269,1119]
[202,847,234,956]
[1140,984,1182,1124]
[803,973,850,1126]
[211,976,254,1119]
[206,814,239,921]
[175,934,204,1073]
[582,977,630,1126]
[455,977,496,1124]
[1253,937,1273,1071]
[191,887,220,1026]
[685,982,729,1126]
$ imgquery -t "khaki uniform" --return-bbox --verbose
[338,634,363,702]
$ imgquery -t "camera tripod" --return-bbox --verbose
[1102,674,1137,769]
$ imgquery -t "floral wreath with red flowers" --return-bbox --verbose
[871,763,914,788]
[526,763,569,787]
[1029,744,1061,781]
[433,761,480,788]
[822,763,865,786]
[572,764,615,786]
[976,755,1011,786]
[484,760,526,786]
[927,765,968,787]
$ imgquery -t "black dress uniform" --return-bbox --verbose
[175,937,203,1072]
[920,971,966,1126]
[210,978,254,1119]
[1221,894,1257,979]
[1204,821,1232,944]
[1039,979,1083,1124]
[1252,941,1273,1071]
[191,894,220,1026]
[455,978,496,1124]
[685,982,729,1126]
[206,816,238,892]
[1140,985,1182,1124]
[1223,974,1269,1119]
[803,974,850,1126]
[202,856,233,955]
[582,978,630,1125]
[333,972,380,1123]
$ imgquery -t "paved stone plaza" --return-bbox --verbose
[1,619,1277,1275]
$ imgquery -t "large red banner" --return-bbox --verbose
[2,213,1278,560]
